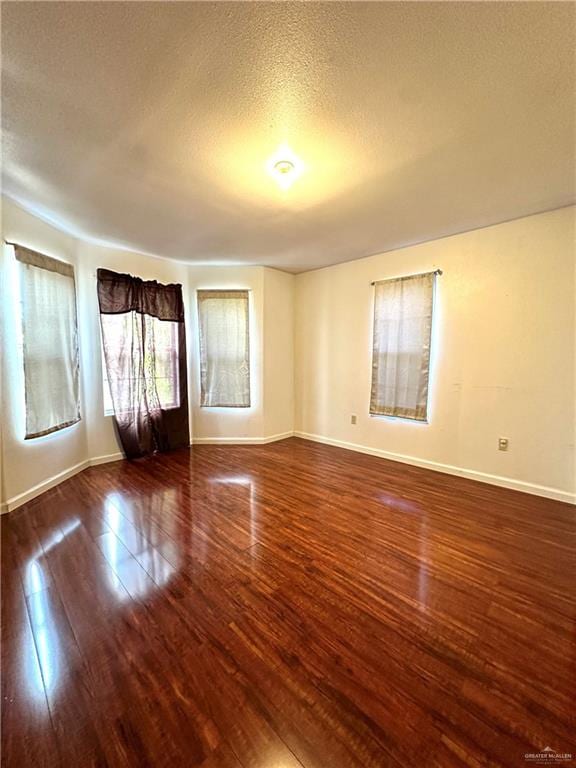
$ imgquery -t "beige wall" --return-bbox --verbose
[1,199,295,506]
[76,242,190,460]
[1,200,89,504]
[263,267,295,438]
[188,265,295,441]
[295,206,576,501]
[2,199,574,506]
[0,200,191,505]
[188,265,265,440]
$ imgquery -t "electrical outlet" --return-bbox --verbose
[498,437,509,451]
[351,414,357,425]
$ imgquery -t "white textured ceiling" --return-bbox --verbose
[2,2,575,272]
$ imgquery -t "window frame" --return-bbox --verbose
[13,244,81,440]
[369,270,438,423]
[196,289,251,409]
[100,313,181,417]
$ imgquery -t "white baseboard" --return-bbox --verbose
[4,431,572,512]
[90,452,124,466]
[2,451,125,513]
[294,431,576,505]
[192,431,294,445]
[2,459,89,513]
[1,436,294,512]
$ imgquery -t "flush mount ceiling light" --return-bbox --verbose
[267,146,304,189]
[274,159,295,176]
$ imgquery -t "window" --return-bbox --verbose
[370,271,436,421]
[197,290,250,407]
[97,268,189,459]
[15,244,80,439]
[100,313,179,416]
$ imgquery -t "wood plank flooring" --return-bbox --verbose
[1,437,575,767]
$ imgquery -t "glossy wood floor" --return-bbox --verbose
[2,438,575,768]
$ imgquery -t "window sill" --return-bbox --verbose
[369,413,429,425]
[23,418,81,441]
[200,405,251,409]
[104,405,179,417]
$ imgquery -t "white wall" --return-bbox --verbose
[295,207,576,501]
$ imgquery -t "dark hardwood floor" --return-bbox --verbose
[1,437,574,767]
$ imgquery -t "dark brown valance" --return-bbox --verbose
[12,243,75,279]
[97,268,184,322]
[97,268,189,460]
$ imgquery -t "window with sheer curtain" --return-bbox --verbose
[15,244,80,439]
[101,313,180,416]
[197,290,250,408]
[370,272,436,422]
[97,268,189,459]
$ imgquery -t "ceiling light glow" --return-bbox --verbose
[274,160,295,175]
[267,145,304,189]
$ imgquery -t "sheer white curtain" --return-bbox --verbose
[100,313,180,416]
[370,272,435,421]
[197,290,250,407]
[15,245,80,438]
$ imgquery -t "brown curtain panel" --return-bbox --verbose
[97,268,189,459]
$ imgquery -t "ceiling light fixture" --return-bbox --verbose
[274,160,295,176]
[267,145,304,189]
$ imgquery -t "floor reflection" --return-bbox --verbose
[27,590,58,696]
[378,493,419,514]
[24,560,45,596]
[24,519,81,701]
[418,516,429,612]
[102,492,178,599]
[210,475,257,547]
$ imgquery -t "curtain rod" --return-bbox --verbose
[371,268,442,286]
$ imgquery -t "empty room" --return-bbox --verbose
[1,2,574,767]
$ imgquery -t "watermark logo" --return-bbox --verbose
[524,746,573,764]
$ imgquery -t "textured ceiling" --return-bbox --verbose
[2,2,575,272]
